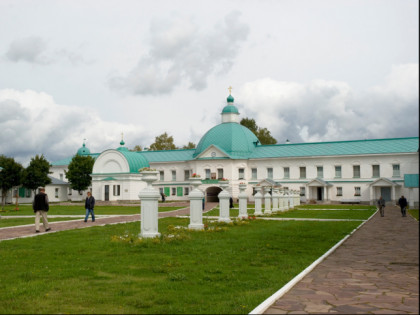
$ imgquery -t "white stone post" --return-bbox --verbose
[238,183,248,219]
[284,189,290,210]
[188,177,204,230]
[218,181,231,223]
[279,189,284,211]
[138,171,161,238]
[289,189,295,209]
[254,186,263,215]
[272,187,279,213]
[264,187,272,214]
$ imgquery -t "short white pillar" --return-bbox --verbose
[284,190,290,210]
[218,181,231,223]
[238,183,248,219]
[138,171,161,238]
[264,187,272,214]
[289,190,295,209]
[279,189,284,211]
[254,186,263,215]
[272,187,279,213]
[188,177,204,230]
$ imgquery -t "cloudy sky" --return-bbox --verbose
[0,0,418,165]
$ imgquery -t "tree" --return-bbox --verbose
[65,155,95,193]
[149,132,177,151]
[182,142,196,149]
[21,155,52,195]
[0,155,23,210]
[132,145,143,151]
[240,118,277,145]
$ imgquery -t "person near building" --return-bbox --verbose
[84,191,95,222]
[160,192,166,202]
[398,195,408,217]
[32,187,51,233]
[377,196,386,217]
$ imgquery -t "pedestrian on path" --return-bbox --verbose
[377,196,386,217]
[398,195,408,217]
[33,187,51,233]
[84,191,95,222]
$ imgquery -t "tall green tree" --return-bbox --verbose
[149,132,177,151]
[21,155,52,195]
[0,155,23,210]
[132,145,143,151]
[240,118,277,145]
[65,155,95,193]
[182,142,196,149]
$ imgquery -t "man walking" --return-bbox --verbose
[398,195,408,217]
[84,191,95,222]
[377,196,386,217]
[33,187,51,233]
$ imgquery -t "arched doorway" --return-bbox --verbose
[206,186,222,202]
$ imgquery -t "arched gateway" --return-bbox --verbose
[205,186,222,202]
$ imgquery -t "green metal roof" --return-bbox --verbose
[227,94,234,103]
[404,174,419,188]
[249,137,419,159]
[221,104,239,114]
[139,149,195,162]
[193,122,259,159]
[118,150,149,172]
[77,143,91,155]
[51,153,100,166]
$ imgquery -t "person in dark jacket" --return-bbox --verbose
[84,191,95,222]
[377,196,386,217]
[398,195,408,217]
[32,187,51,233]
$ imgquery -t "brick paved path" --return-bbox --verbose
[0,202,217,241]
[264,206,419,314]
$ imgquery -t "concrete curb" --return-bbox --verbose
[248,209,378,315]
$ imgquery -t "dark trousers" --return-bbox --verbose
[378,206,385,217]
[400,206,407,217]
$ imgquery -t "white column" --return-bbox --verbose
[279,189,285,211]
[264,187,272,214]
[289,189,294,209]
[138,171,160,238]
[408,188,414,207]
[218,181,231,223]
[391,185,396,204]
[370,186,374,205]
[238,183,248,219]
[272,187,279,213]
[188,178,204,230]
[254,186,263,215]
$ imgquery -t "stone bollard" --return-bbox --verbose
[264,187,272,214]
[138,170,161,238]
[279,189,284,211]
[284,189,290,210]
[272,187,279,213]
[254,186,263,215]
[188,177,204,230]
[218,180,231,223]
[289,189,294,209]
[238,183,248,219]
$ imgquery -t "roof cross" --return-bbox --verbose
[228,86,232,95]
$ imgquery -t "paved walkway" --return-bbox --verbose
[0,202,217,241]
[264,206,419,314]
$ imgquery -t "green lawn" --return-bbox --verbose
[408,209,419,220]
[0,217,361,314]
[0,205,184,216]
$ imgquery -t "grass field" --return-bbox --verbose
[0,216,362,314]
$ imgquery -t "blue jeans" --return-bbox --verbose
[85,208,95,221]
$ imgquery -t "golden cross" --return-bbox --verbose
[228,86,232,95]
[121,132,124,141]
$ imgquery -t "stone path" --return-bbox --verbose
[264,206,419,314]
[0,202,217,241]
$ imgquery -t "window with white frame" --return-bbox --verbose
[184,187,189,196]
[171,187,176,196]
[60,174,64,181]
[217,168,223,180]
[300,187,305,196]
[205,169,211,179]
[335,166,342,178]
[238,168,245,180]
[251,168,257,180]
[353,165,360,178]
[372,165,380,178]
[55,188,59,198]
[299,167,306,179]
[184,170,190,181]
[267,167,273,179]
[336,187,343,196]
[159,171,164,181]
[354,187,361,196]
[113,185,120,196]
[283,167,290,179]
[392,164,400,177]
[317,166,323,178]
[172,170,176,181]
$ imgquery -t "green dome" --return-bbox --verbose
[221,104,239,114]
[77,143,90,155]
[193,123,260,158]
[119,151,149,173]
[227,94,234,103]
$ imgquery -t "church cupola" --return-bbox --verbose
[221,86,240,123]
[77,139,91,155]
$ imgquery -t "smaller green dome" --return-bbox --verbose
[77,143,90,155]
[221,104,239,114]
[120,139,125,146]
[227,94,234,103]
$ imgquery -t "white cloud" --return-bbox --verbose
[5,36,51,64]
[0,89,150,165]
[109,11,250,95]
